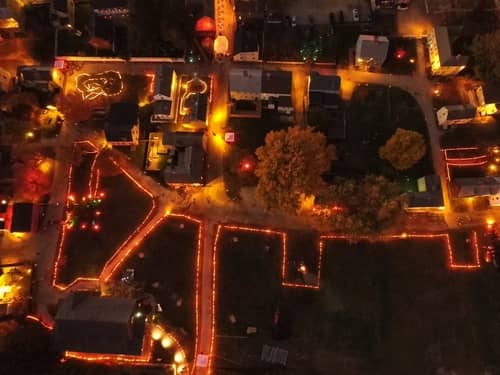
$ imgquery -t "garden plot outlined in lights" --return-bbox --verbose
[75,70,123,100]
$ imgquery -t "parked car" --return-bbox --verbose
[352,8,360,22]
[291,15,297,27]
[396,3,409,10]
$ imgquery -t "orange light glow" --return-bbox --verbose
[26,314,54,330]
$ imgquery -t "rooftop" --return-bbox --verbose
[154,65,175,99]
[10,203,33,233]
[55,292,144,355]
[162,132,205,184]
[434,26,469,67]
[443,104,477,120]
[309,73,341,93]
[356,34,389,64]
[229,68,262,95]
[261,70,292,95]
[105,102,138,142]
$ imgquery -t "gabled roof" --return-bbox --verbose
[10,203,33,232]
[162,132,204,184]
[309,73,340,93]
[453,177,500,197]
[356,34,389,64]
[407,191,444,208]
[55,292,144,355]
[261,70,291,95]
[434,26,469,67]
[151,100,172,123]
[17,66,52,82]
[154,65,175,98]
[229,68,262,94]
[445,105,477,120]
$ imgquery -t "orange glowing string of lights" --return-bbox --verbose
[320,232,481,270]
[26,314,54,330]
[208,224,222,375]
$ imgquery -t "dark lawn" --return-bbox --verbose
[335,85,433,183]
[284,231,320,287]
[216,235,500,374]
[216,230,283,336]
[449,230,479,265]
[57,152,153,285]
[114,217,199,359]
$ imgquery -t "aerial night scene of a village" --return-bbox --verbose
[0,0,499,374]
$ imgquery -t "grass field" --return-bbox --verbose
[334,85,433,187]
[113,217,199,360]
[215,230,500,374]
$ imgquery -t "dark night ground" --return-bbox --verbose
[215,230,500,374]
[113,217,199,360]
[56,149,153,285]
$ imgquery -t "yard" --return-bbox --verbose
[112,217,200,360]
[215,230,500,374]
[55,146,154,286]
[334,85,433,188]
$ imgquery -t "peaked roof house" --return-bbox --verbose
[465,83,500,116]
[104,102,139,146]
[261,70,293,114]
[436,105,477,129]
[162,132,205,185]
[406,175,444,211]
[427,26,468,76]
[452,177,500,198]
[308,73,341,109]
[151,65,177,124]
[54,292,147,356]
[355,35,389,70]
[229,68,262,100]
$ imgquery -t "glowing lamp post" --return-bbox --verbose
[214,35,229,56]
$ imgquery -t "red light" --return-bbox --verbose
[69,194,75,201]
[93,224,100,231]
[395,48,406,60]
[80,223,87,230]
[100,192,105,198]
[95,211,101,216]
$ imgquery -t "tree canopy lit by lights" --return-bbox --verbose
[319,175,403,235]
[13,153,53,201]
[255,126,335,212]
[379,128,427,171]
[471,29,500,84]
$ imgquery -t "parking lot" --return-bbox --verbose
[286,0,372,24]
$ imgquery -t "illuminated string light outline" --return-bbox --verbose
[52,143,156,290]
[75,70,124,101]
[320,232,481,270]
[208,226,481,374]
[26,314,54,330]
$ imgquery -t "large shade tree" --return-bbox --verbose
[379,128,426,171]
[255,126,335,212]
[320,175,403,235]
[470,30,500,84]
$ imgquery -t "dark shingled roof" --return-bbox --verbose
[154,65,174,98]
[407,191,444,208]
[162,132,205,184]
[309,73,340,93]
[10,203,33,233]
[55,292,144,355]
[261,70,291,95]
[105,102,138,142]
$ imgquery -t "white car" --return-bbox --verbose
[352,8,360,22]
[396,3,409,10]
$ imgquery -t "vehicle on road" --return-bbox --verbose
[352,8,360,22]
[291,16,297,27]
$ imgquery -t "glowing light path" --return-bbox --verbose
[208,225,481,374]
